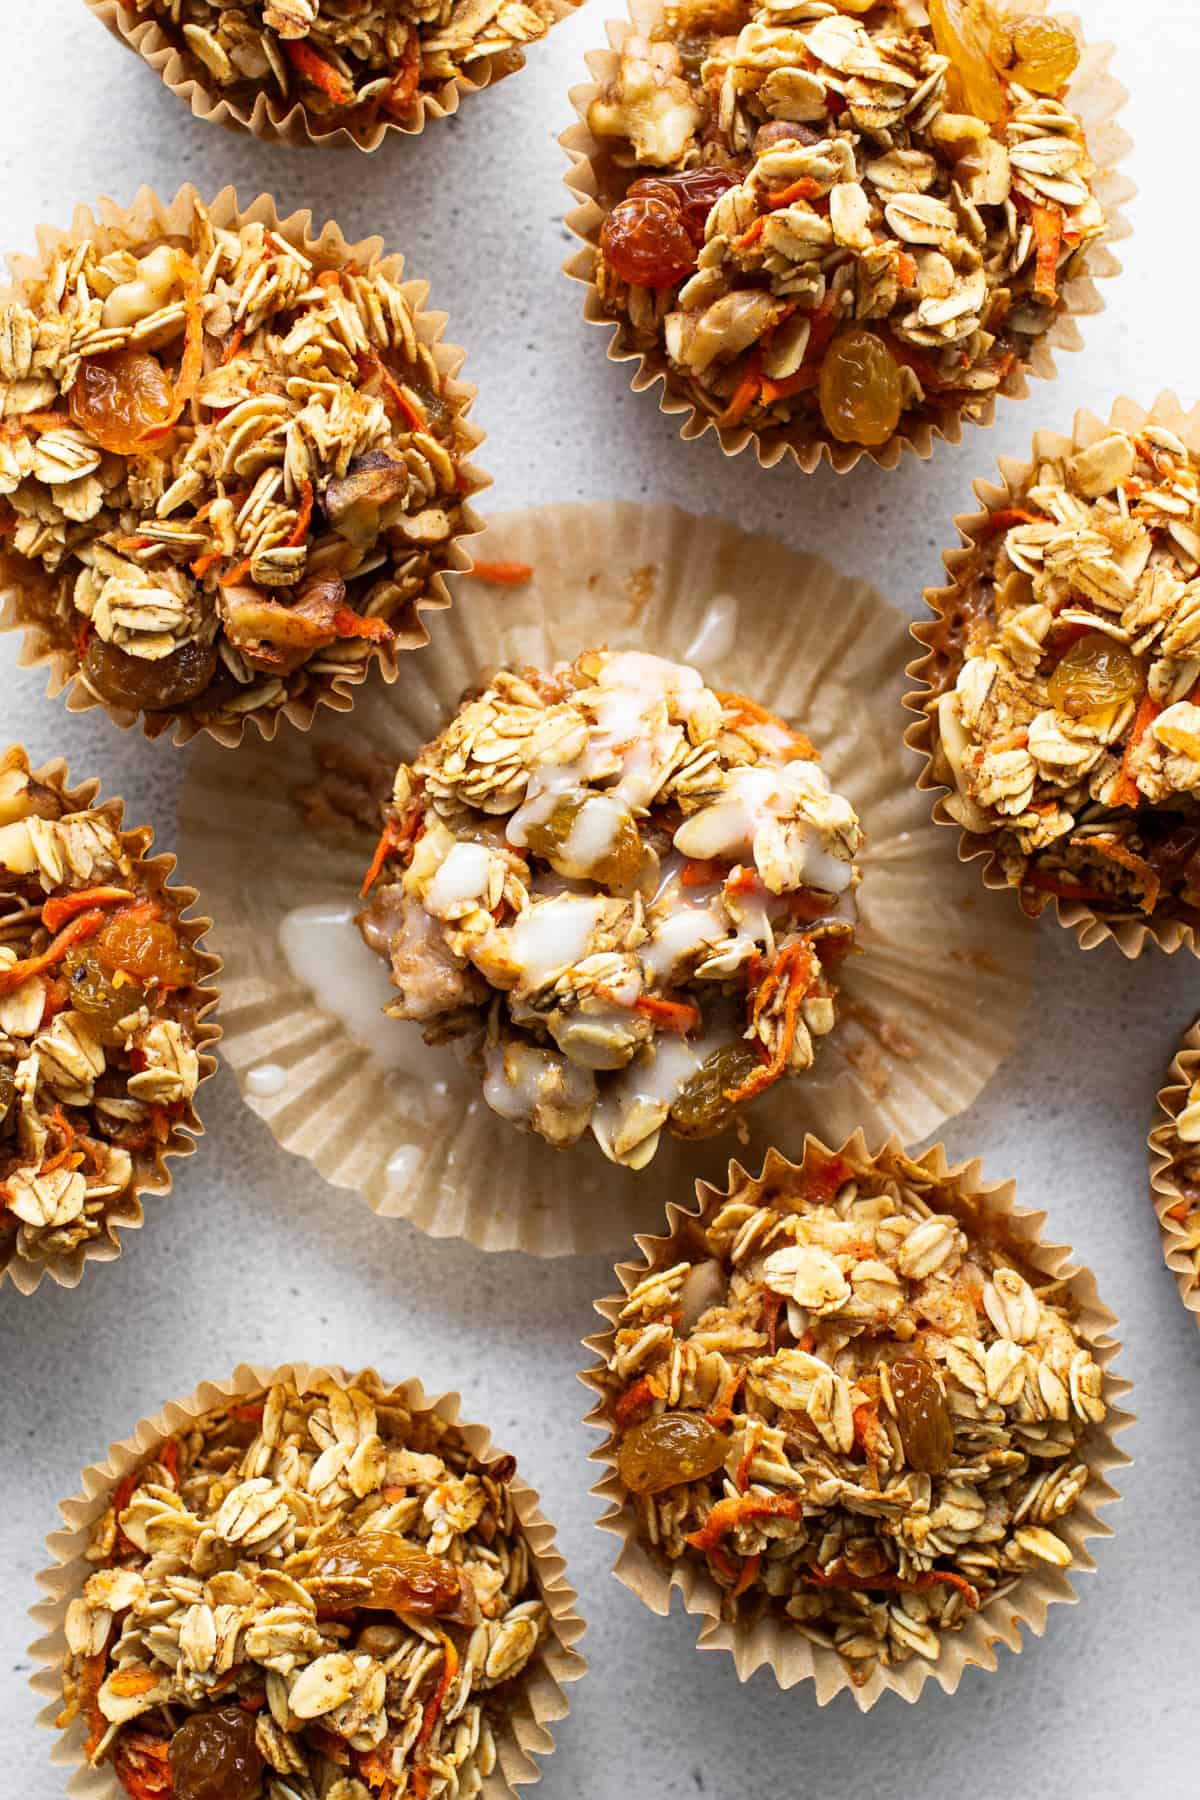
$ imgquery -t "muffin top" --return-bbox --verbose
[923,422,1200,924]
[357,649,861,1167]
[0,196,476,735]
[585,0,1105,453]
[600,1143,1107,1675]
[117,0,564,135]
[61,1373,548,1800]
[0,747,209,1277]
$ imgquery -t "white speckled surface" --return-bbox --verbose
[3,2,1199,1794]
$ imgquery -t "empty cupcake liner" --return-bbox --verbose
[905,391,1200,959]
[0,182,488,749]
[581,1130,1132,1708]
[1,747,221,1296]
[178,499,1036,1257]
[560,0,1133,474]
[30,1360,585,1798]
[85,0,583,149]
[1148,1016,1200,1326]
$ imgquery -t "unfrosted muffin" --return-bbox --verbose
[358,649,861,1167]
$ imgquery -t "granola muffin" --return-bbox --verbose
[1149,1021,1200,1320]
[579,0,1108,461]
[100,0,573,142]
[0,746,217,1289]
[0,192,482,742]
[357,649,862,1169]
[57,1371,561,1800]
[917,420,1200,931]
[594,1141,1111,1681]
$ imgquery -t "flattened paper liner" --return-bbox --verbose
[905,392,1200,959]
[85,0,583,149]
[30,1361,585,1798]
[2,748,221,1297]
[1148,1017,1200,1326]
[561,0,1133,474]
[581,1132,1131,1708]
[0,182,487,748]
[180,499,1035,1257]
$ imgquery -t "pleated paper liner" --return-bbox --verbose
[1148,1017,1200,1326]
[905,391,1200,959]
[560,0,1133,475]
[29,1361,586,1799]
[178,499,1035,1258]
[1,748,221,1297]
[84,0,583,149]
[0,183,488,749]
[581,1131,1131,1708]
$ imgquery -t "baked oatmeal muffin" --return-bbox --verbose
[595,1141,1111,1679]
[57,1371,560,1800]
[1149,1023,1200,1318]
[357,649,862,1168]
[0,192,481,741]
[918,421,1200,929]
[581,0,1108,459]
[0,745,217,1288]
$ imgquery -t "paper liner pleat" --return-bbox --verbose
[580,1132,1132,1708]
[904,391,1200,959]
[1148,1018,1200,1324]
[84,0,583,148]
[0,183,488,748]
[29,1361,585,1797]
[560,1,1133,475]
[179,500,1034,1257]
[2,749,221,1297]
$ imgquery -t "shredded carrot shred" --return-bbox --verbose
[468,560,534,586]
[80,1648,109,1759]
[704,1368,745,1428]
[18,409,72,433]
[723,938,816,1106]
[685,1492,803,1554]
[383,30,422,117]
[758,365,820,407]
[764,176,823,211]
[803,1563,980,1609]
[285,479,314,549]
[333,605,395,644]
[190,549,223,580]
[285,37,356,104]
[158,1437,180,1488]
[417,1631,458,1747]
[1166,1200,1191,1224]
[0,910,106,995]
[1085,836,1161,915]
[360,806,424,899]
[680,858,731,888]
[1110,692,1163,810]
[735,1423,761,1493]
[717,350,764,429]
[730,1552,761,1601]
[1030,203,1064,305]
[713,690,818,757]
[984,507,1042,535]
[219,325,245,365]
[632,993,701,1035]
[219,554,253,588]
[894,249,918,287]
[733,216,766,252]
[41,886,133,933]
[615,1373,664,1427]
[359,347,426,432]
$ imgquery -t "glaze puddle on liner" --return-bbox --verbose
[279,902,461,1084]
[683,593,739,669]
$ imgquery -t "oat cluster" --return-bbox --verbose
[118,0,561,128]
[601,1145,1106,1676]
[0,196,473,731]
[60,1374,548,1800]
[587,0,1105,450]
[0,748,205,1276]
[925,424,1200,922]
[357,650,861,1168]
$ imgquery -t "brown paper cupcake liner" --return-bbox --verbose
[0,183,488,749]
[1,748,221,1297]
[178,499,1036,1258]
[86,0,583,149]
[905,390,1200,959]
[1148,1016,1200,1325]
[561,0,1133,475]
[29,1361,586,1797]
[581,1130,1132,1708]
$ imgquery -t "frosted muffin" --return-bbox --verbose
[582,0,1107,457]
[358,650,862,1168]
[57,1371,555,1800]
[920,421,1200,927]
[597,1141,1111,1679]
[0,746,215,1287]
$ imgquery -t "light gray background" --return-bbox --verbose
[3,1,1199,1794]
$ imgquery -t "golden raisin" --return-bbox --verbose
[928,0,1006,124]
[62,947,147,1045]
[628,167,741,244]
[94,914,196,989]
[617,1412,729,1495]
[524,793,643,889]
[69,348,173,453]
[670,1041,763,1138]
[83,636,217,712]
[602,169,739,290]
[1009,16,1080,92]
[303,1533,474,1622]
[889,1358,954,1475]
[1047,631,1141,725]
[169,1708,263,1800]
[818,328,904,446]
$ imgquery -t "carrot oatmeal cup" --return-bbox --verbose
[86,0,582,148]
[357,648,863,1170]
[562,0,1131,471]
[0,745,219,1296]
[1148,1018,1200,1326]
[583,1134,1129,1704]
[0,185,486,747]
[908,395,1200,956]
[33,1365,585,1800]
